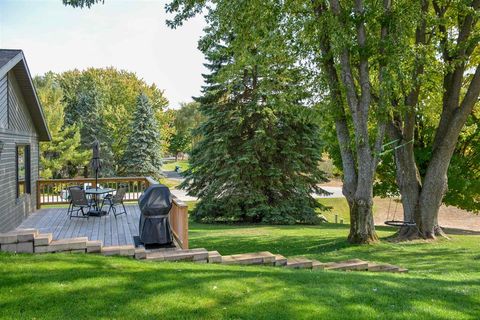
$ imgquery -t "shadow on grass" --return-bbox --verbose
[0,253,479,320]
[188,223,480,275]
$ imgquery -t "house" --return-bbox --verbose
[0,49,51,232]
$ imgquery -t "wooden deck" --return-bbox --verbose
[16,205,142,246]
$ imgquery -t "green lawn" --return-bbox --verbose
[1,223,479,319]
[163,160,189,172]
[317,198,351,222]
[159,178,181,189]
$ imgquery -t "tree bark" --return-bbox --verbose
[391,0,479,240]
[348,187,378,243]
[327,0,387,243]
[418,66,480,238]
[387,122,423,239]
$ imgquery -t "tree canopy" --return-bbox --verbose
[174,1,329,224]
[121,93,163,178]
[63,0,479,241]
[34,73,89,179]
[37,68,169,178]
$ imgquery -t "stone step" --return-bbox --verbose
[323,259,369,271]
[86,240,102,253]
[16,242,34,253]
[369,264,407,273]
[146,248,208,262]
[34,233,52,247]
[285,257,313,269]
[274,254,287,266]
[221,256,237,265]
[0,233,19,245]
[145,246,180,254]
[366,263,398,272]
[0,242,34,253]
[15,229,39,242]
[134,247,147,260]
[0,229,39,245]
[70,249,87,253]
[102,245,135,256]
[222,251,276,265]
[0,243,17,253]
[311,260,326,269]
[208,251,222,263]
[35,237,88,253]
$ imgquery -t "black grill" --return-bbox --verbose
[138,184,173,245]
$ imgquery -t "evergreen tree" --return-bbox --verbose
[76,86,115,176]
[121,93,162,178]
[57,68,168,176]
[180,8,329,224]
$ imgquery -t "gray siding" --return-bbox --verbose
[0,71,39,232]
[8,72,35,134]
[0,75,7,128]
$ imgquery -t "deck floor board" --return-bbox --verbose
[16,205,141,246]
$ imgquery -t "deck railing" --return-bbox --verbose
[36,177,149,208]
[37,176,189,249]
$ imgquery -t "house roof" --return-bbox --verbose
[0,49,51,141]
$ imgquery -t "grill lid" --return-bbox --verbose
[138,184,172,216]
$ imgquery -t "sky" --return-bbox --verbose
[0,0,207,108]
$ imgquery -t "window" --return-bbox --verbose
[16,145,31,197]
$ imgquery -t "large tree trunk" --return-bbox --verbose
[393,142,422,238]
[348,187,378,243]
[390,0,479,241]
[316,0,387,244]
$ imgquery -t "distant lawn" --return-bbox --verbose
[317,198,351,223]
[159,178,181,189]
[1,223,479,319]
[163,160,189,172]
[317,197,393,224]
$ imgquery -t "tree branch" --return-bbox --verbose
[459,65,480,116]
[313,0,358,200]
[355,0,371,120]
[329,0,360,114]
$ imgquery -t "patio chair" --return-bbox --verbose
[101,185,127,218]
[68,187,93,219]
[66,185,82,217]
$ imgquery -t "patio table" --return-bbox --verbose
[85,188,115,216]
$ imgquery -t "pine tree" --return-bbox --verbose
[76,87,115,177]
[121,93,162,178]
[181,19,329,224]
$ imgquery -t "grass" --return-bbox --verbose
[317,198,351,222]
[163,160,189,172]
[1,223,480,319]
[159,178,181,189]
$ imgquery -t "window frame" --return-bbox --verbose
[16,144,31,198]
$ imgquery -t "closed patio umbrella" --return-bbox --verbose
[91,139,101,190]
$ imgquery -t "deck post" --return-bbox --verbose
[36,180,41,209]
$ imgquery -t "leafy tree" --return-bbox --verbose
[369,0,480,239]
[168,101,204,158]
[157,108,176,153]
[168,131,190,160]
[65,0,479,242]
[34,73,89,179]
[54,68,168,176]
[174,2,328,225]
[376,78,480,213]
[121,93,163,178]
[62,0,103,8]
